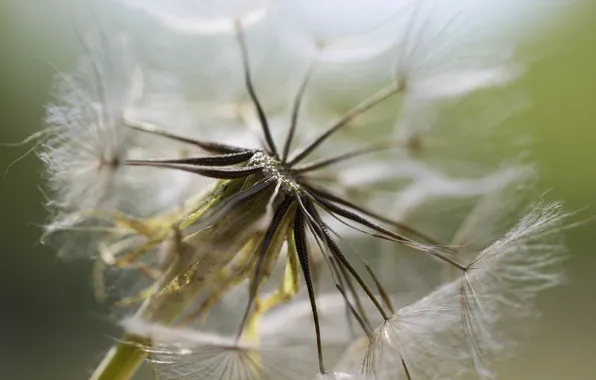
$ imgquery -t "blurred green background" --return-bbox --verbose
[1,1,596,379]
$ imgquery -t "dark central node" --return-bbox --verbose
[250,151,301,192]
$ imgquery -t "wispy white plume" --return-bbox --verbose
[361,201,569,379]
[121,317,319,380]
[40,32,139,232]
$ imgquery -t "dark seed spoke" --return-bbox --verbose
[328,255,357,336]
[125,160,264,179]
[299,195,389,320]
[312,191,466,271]
[288,83,400,166]
[302,210,373,336]
[234,21,278,157]
[310,192,412,244]
[303,184,444,247]
[125,151,255,167]
[335,257,373,330]
[293,141,399,173]
[127,121,248,154]
[293,207,326,374]
[237,196,295,340]
[331,230,395,314]
[333,279,373,337]
[304,189,406,245]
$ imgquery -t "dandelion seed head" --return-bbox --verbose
[30,1,575,379]
[249,151,301,192]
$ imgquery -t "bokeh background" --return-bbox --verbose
[1,1,595,379]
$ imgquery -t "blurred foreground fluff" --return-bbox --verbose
[34,1,572,379]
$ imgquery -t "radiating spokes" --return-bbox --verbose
[288,83,401,166]
[301,196,390,320]
[302,184,443,246]
[293,141,401,173]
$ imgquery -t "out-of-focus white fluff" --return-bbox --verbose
[116,0,270,35]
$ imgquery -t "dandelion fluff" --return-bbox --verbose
[39,32,141,240]
[121,318,318,380]
[362,202,569,379]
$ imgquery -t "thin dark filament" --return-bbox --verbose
[123,151,254,167]
[293,141,400,173]
[401,355,413,380]
[311,193,467,270]
[335,257,373,330]
[298,194,382,329]
[329,255,357,337]
[288,83,400,166]
[333,278,373,337]
[303,184,443,246]
[281,59,317,163]
[234,20,278,157]
[310,193,411,244]
[302,209,373,336]
[127,121,247,154]
[293,207,325,374]
[236,196,294,341]
[125,160,264,179]
[331,230,395,314]
[302,196,389,320]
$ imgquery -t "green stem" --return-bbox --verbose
[89,333,149,380]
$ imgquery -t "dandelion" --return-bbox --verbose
[21,0,575,379]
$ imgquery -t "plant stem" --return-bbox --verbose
[89,333,149,380]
